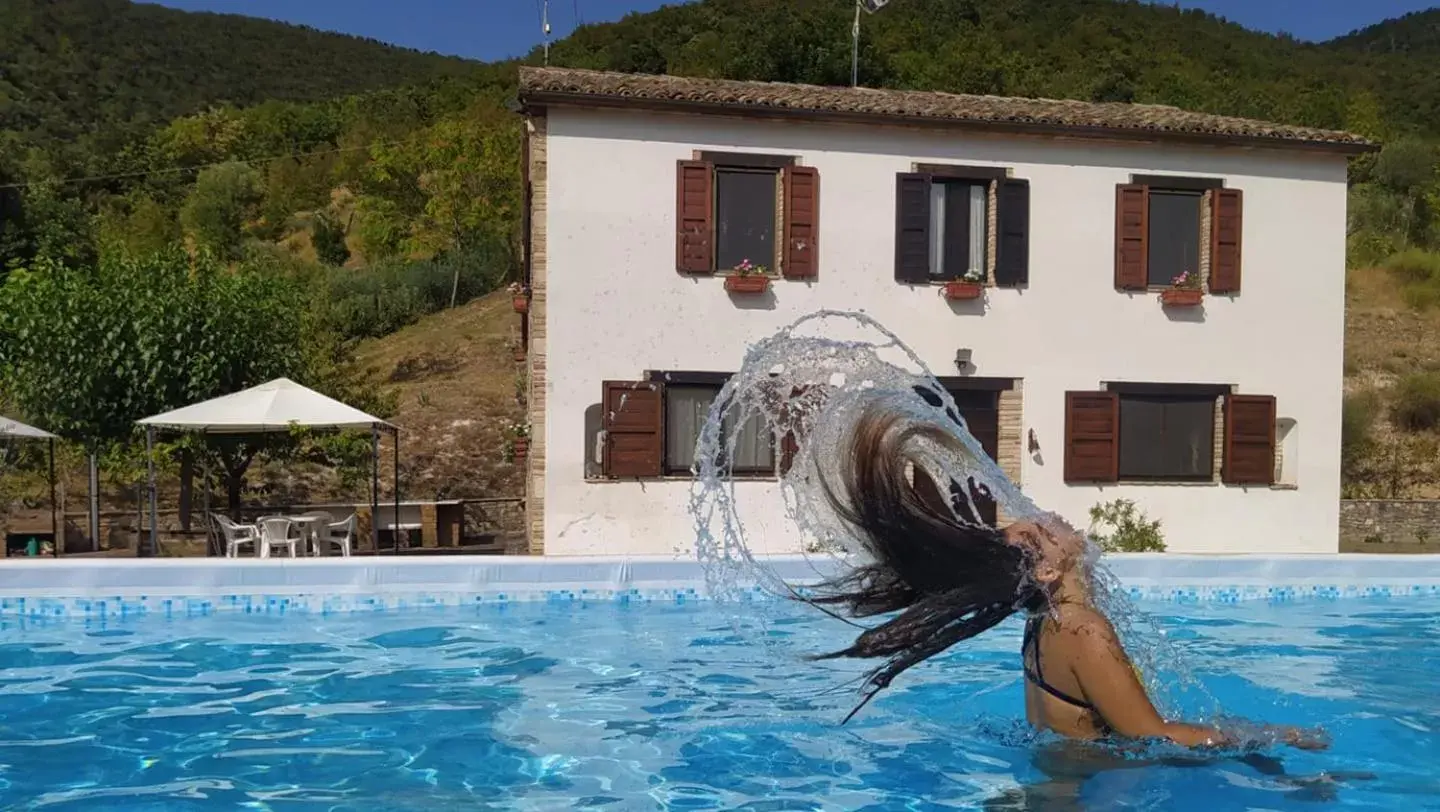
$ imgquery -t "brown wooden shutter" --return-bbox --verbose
[895,173,932,284]
[602,381,665,478]
[1209,188,1243,294]
[783,165,819,278]
[995,178,1030,287]
[676,160,714,273]
[1064,391,1119,483]
[1114,184,1148,291]
[1222,394,1275,485]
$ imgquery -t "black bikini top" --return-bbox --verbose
[1022,615,1098,713]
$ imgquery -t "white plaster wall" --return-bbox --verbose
[540,106,1349,556]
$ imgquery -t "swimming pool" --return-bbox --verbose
[1,584,1436,810]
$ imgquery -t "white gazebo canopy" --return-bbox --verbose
[135,378,400,557]
[0,416,56,440]
[137,378,390,434]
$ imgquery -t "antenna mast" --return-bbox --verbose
[543,0,553,65]
[852,0,891,88]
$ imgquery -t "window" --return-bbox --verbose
[598,373,775,479]
[675,153,820,278]
[715,168,777,271]
[1117,394,1214,480]
[927,181,988,280]
[1114,177,1243,294]
[665,383,774,475]
[895,168,1030,288]
[1064,386,1277,486]
[1146,190,1202,287]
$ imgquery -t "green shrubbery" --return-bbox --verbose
[322,238,514,341]
[1385,249,1440,309]
[1087,499,1167,553]
[1392,371,1440,431]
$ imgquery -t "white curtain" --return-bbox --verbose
[928,182,947,278]
[666,388,775,473]
[726,411,774,471]
[665,387,712,472]
[968,183,987,276]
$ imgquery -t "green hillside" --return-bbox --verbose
[1330,8,1440,56]
[540,0,1440,137]
[0,0,481,165]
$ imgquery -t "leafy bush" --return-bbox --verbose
[1385,249,1440,309]
[1087,499,1166,553]
[1342,390,1380,473]
[1392,372,1440,431]
[1384,247,1440,284]
[322,237,514,342]
[311,213,351,267]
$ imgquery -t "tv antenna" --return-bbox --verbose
[853,0,890,87]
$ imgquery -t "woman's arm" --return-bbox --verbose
[1062,609,1229,748]
[1064,610,1329,751]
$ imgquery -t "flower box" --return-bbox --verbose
[941,281,983,300]
[512,295,530,314]
[724,275,771,294]
[1160,288,1203,307]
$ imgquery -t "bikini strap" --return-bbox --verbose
[1022,615,1097,713]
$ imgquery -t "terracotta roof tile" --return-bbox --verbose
[518,67,1374,153]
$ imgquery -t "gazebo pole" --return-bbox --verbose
[393,427,401,556]
[146,426,158,558]
[201,440,213,556]
[48,438,57,558]
[370,425,380,552]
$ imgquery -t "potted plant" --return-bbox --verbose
[723,258,771,294]
[509,282,531,314]
[1159,270,1203,307]
[503,420,531,463]
[942,268,985,300]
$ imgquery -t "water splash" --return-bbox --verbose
[687,310,1216,721]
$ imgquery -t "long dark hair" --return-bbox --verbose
[798,399,1045,723]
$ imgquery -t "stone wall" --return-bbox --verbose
[1340,499,1440,548]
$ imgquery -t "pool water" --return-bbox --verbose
[0,597,1436,810]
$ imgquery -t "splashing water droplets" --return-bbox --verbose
[686,310,1218,722]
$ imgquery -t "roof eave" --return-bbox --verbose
[518,89,1378,156]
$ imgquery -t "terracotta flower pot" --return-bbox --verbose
[511,439,528,460]
[1160,288,1203,307]
[942,281,983,300]
[512,295,530,314]
[724,275,770,294]
[513,348,527,362]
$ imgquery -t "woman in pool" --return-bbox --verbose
[799,401,1326,751]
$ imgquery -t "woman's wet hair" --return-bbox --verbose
[796,396,1047,723]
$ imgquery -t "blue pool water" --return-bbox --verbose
[0,597,1437,810]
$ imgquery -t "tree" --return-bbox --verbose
[179,162,264,259]
[311,212,351,266]
[0,248,323,523]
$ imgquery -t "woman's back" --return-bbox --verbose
[1022,605,1112,740]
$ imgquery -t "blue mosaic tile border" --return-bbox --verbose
[1,582,1439,620]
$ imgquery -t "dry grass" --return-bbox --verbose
[353,289,526,500]
[1344,265,1440,498]
[1345,266,1440,389]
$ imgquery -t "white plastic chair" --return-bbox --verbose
[319,513,357,557]
[257,516,298,559]
[213,514,260,559]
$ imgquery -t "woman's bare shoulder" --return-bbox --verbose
[1052,604,1121,645]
